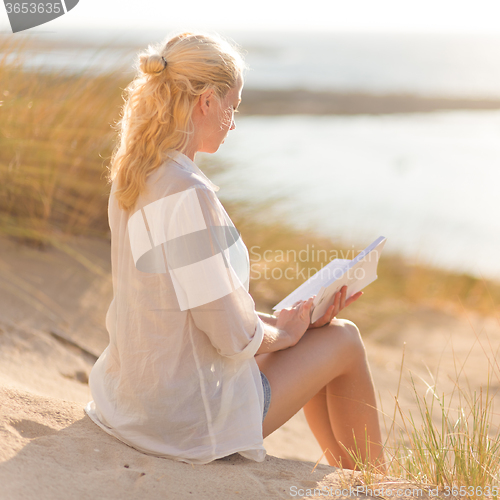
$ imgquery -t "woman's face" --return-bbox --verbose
[198,75,243,155]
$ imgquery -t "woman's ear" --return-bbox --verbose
[199,89,214,116]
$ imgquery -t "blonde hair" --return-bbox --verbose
[108,32,245,211]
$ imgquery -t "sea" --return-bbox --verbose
[5,28,500,280]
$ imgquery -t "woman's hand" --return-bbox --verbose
[308,286,363,329]
[275,297,314,347]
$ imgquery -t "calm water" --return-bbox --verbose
[206,110,500,280]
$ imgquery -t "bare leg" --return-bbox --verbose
[304,361,384,469]
[255,319,385,470]
[302,388,348,467]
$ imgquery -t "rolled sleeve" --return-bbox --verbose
[224,316,264,361]
[189,290,265,360]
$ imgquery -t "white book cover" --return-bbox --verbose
[273,236,387,324]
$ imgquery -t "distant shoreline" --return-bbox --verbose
[239,89,500,115]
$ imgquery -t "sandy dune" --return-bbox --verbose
[1,234,499,499]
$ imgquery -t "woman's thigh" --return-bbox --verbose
[255,319,364,438]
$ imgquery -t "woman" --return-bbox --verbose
[85,32,385,470]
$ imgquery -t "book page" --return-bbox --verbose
[273,259,350,311]
[310,237,386,323]
[272,237,386,324]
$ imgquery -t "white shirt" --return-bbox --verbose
[85,151,266,464]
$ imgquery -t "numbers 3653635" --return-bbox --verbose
[5,3,62,14]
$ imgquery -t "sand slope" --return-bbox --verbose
[1,386,347,500]
[1,234,499,499]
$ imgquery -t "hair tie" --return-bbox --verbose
[161,56,168,70]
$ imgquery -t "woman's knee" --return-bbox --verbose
[325,319,366,363]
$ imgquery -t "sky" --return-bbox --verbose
[2,0,500,36]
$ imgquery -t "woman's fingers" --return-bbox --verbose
[309,288,364,329]
[324,303,336,324]
[333,287,341,315]
[286,289,361,323]
[331,286,348,317]
[340,285,347,310]
[300,297,314,318]
[280,298,312,321]
[345,291,363,307]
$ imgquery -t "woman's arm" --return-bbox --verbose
[257,312,277,327]
[255,298,314,355]
[255,324,290,354]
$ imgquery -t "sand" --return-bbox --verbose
[1,233,499,499]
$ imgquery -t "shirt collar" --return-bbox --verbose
[166,151,220,192]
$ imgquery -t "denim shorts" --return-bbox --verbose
[260,371,272,422]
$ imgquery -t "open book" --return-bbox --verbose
[273,236,387,324]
